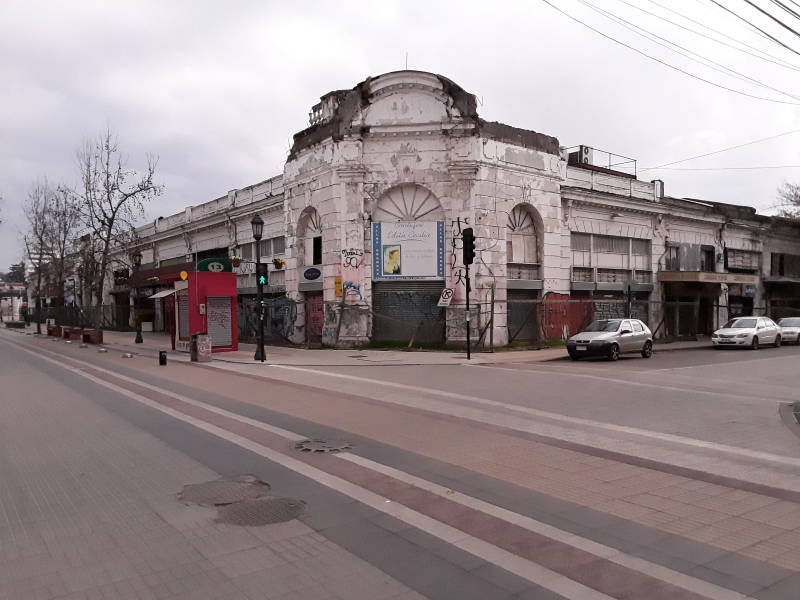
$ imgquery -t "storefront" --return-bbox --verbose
[658,271,760,336]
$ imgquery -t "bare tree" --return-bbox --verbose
[776,182,800,220]
[75,128,161,305]
[23,180,53,334]
[44,185,82,307]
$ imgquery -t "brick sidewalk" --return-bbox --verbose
[0,337,424,600]
[21,326,713,368]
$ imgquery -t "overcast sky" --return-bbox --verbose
[2,0,799,269]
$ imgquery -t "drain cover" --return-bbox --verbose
[215,497,306,526]
[294,439,352,453]
[179,476,270,506]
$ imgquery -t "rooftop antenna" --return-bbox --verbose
[405,52,408,69]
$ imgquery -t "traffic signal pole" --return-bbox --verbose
[465,263,471,360]
[255,245,265,362]
[462,227,476,361]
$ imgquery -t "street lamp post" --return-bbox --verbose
[251,214,266,362]
[131,251,143,344]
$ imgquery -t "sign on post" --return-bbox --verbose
[437,288,454,307]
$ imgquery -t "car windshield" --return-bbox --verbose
[778,318,800,327]
[584,320,621,332]
[723,318,757,329]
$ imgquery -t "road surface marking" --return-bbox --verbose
[7,339,613,600]
[340,453,748,600]
[268,363,800,468]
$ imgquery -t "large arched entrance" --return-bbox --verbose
[506,203,544,343]
[370,184,447,344]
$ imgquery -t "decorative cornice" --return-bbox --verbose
[447,160,479,179]
[336,165,367,182]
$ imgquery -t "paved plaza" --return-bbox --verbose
[2,327,800,599]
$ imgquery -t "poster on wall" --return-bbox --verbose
[372,222,445,280]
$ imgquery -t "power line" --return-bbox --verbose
[576,0,800,101]
[647,165,800,170]
[742,0,800,40]
[707,0,800,57]
[635,0,800,71]
[769,0,800,22]
[641,128,800,170]
[539,0,800,104]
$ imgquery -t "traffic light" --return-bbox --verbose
[462,227,476,265]
[256,262,269,287]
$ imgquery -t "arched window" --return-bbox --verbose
[373,184,444,222]
[507,204,540,264]
[297,208,322,266]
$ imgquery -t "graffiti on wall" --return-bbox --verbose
[341,248,364,268]
[343,281,362,300]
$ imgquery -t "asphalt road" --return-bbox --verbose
[2,331,800,600]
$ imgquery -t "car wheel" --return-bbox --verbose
[641,341,653,358]
[774,335,781,348]
[608,343,620,361]
[751,336,759,350]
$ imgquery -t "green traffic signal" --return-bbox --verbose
[258,275,267,285]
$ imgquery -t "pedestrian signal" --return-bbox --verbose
[256,263,269,287]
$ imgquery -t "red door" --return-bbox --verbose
[305,292,324,344]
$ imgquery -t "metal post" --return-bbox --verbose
[626,283,632,319]
[255,240,265,362]
[465,263,471,360]
[133,262,143,344]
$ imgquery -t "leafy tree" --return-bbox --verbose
[6,262,25,283]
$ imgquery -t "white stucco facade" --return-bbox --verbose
[104,70,800,347]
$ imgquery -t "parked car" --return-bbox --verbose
[566,319,653,361]
[711,316,782,349]
[777,317,800,345]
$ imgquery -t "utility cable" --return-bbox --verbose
[647,164,800,170]
[641,128,800,170]
[769,0,800,22]
[742,0,800,40]
[635,0,800,71]
[577,0,800,101]
[707,0,800,56]
[539,0,800,104]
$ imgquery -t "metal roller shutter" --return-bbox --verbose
[372,281,445,344]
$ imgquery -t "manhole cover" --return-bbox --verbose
[215,497,306,526]
[294,439,352,453]
[179,476,269,506]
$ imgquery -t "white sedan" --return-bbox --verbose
[777,317,800,345]
[711,316,783,349]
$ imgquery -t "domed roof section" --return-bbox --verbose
[288,70,559,159]
[289,70,478,158]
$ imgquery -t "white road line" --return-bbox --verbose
[6,338,613,600]
[470,363,780,404]
[269,363,800,468]
[340,453,748,600]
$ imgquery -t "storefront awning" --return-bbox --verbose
[148,289,176,299]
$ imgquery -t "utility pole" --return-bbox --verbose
[462,227,476,360]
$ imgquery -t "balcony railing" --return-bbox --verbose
[507,263,541,280]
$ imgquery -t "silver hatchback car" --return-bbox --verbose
[566,319,653,361]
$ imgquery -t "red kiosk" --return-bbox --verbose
[174,258,238,357]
